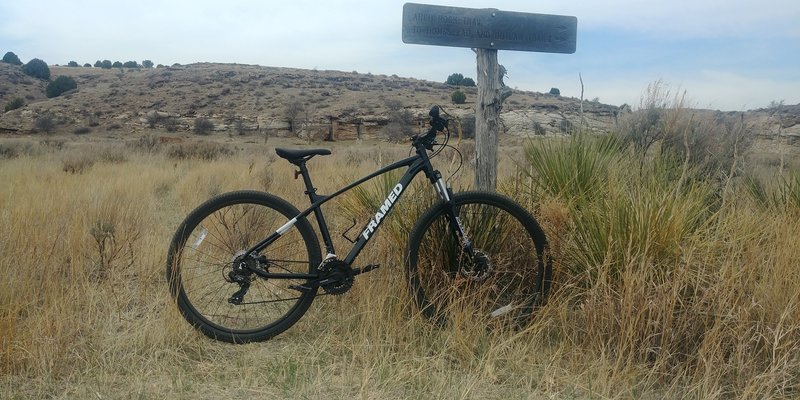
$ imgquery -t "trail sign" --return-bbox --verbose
[402,3,577,191]
[402,3,577,54]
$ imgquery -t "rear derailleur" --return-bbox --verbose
[226,251,268,305]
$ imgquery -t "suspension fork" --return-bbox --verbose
[431,171,473,253]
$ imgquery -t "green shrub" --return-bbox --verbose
[21,58,50,80]
[46,76,77,98]
[2,51,23,65]
[67,61,79,67]
[549,87,560,96]
[101,60,112,69]
[446,73,463,85]
[142,60,154,68]
[451,90,466,104]
[4,97,24,112]
[445,73,475,87]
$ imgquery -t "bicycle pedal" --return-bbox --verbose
[354,264,380,275]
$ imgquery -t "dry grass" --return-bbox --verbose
[1,135,798,399]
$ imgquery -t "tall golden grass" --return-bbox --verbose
[0,126,798,399]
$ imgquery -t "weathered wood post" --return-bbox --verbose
[475,48,512,190]
[402,3,577,191]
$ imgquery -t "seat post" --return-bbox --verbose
[295,160,319,201]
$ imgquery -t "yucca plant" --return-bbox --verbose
[744,169,800,212]
[523,134,622,210]
[569,171,713,282]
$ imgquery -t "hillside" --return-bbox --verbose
[1,62,799,148]
[0,62,618,139]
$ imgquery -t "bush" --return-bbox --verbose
[21,58,50,80]
[34,114,56,133]
[46,76,77,98]
[62,153,94,174]
[2,51,23,65]
[142,60,154,69]
[549,87,560,96]
[382,108,415,142]
[446,73,476,87]
[559,118,574,134]
[451,90,466,104]
[193,117,215,134]
[284,99,305,134]
[458,114,475,138]
[163,117,179,132]
[67,61,79,67]
[100,60,112,69]
[4,97,24,112]
[166,141,235,160]
[446,73,464,85]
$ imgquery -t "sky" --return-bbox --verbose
[1,0,799,111]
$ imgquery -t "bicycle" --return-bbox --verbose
[166,106,552,343]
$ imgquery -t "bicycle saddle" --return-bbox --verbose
[275,148,331,164]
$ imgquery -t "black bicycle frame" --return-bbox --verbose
[243,140,457,280]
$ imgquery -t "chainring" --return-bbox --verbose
[318,259,354,295]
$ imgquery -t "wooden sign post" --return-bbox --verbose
[402,3,577,191]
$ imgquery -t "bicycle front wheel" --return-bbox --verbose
[406,191,551,327]
[166,190,321,343]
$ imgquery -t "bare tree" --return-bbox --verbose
[285,98,305,135]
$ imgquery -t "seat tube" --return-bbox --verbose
[297,162,336,255]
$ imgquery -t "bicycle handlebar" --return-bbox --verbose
[428,105,448,133]
[413,105,448,150]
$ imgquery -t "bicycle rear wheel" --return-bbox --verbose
[166,190,321,343]
[406,191,551,327]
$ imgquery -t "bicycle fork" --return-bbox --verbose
[432,172,473,253]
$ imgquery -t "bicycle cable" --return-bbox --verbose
[429,105,463,185]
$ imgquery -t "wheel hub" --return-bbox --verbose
[226,251,268,304]
[459,249,493,281]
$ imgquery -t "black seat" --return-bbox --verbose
[275,148,331,164]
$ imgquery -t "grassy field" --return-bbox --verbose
[0,123,798,399]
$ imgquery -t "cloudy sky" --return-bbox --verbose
[1,0,798,111]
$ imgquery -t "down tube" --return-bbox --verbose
[343,164,425,265]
